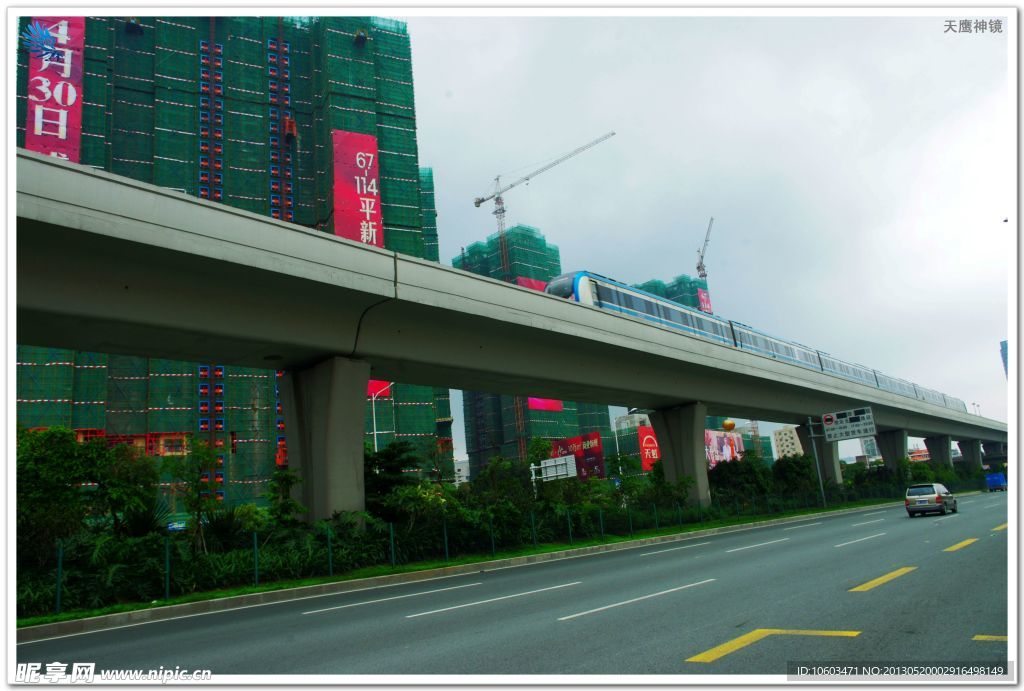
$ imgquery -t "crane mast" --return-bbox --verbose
[696,216,713,280]
[474,131,616,282]
[473,131,615,462]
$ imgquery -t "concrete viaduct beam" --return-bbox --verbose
[796,425,843,485]
[279,357,370,520]
[649,403,711,508]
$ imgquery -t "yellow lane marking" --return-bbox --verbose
[849,567,917,592]
[944,538,979,552]
[686,628,860,663]
[993,523,1008,531]
[973,635,1008,642]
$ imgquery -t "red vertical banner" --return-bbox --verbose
[697,288,713,314]
[332,130,384,247]
[638,425,661,471]
[24,17,85,161]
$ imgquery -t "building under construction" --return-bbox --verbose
[453,224,612,478]
[16,15,452,506]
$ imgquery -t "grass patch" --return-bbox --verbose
[17,496,903,629]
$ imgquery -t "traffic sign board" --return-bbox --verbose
[821,407,876,443]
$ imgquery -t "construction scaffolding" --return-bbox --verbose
[16,15,449,505]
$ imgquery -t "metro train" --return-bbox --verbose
[544,271,968,413]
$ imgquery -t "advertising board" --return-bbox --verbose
[705,429,745,469]
[24,17,85,161]
[550,431,605,480]
[332,130,384,247]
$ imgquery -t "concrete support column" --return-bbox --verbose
[957,440,984,471]
[649,402,710,507]
[983,442,1008,467]
[875,430,908,472]
[796,424,843,486]
[924,435,953,468]
[279,356,371,521]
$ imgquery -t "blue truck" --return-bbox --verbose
[986,472,1007,492]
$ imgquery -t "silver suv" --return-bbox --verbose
[905,483,957,517]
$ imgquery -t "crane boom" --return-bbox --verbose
[696,216,714,280]
[473,131,616,207]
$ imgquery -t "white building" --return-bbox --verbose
[772,426,804,458]
[452,458,470,486]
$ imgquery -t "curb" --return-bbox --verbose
[17,498,916,643]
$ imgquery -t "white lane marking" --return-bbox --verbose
[981,503,1002,509]
[851,519,885,527]
[933,515,960,523]
[862,511,887,516]
[17,570,481,645]
[835,533,886,548]
[558,579,715,621]
[406,582,581,619]
[304,582,482,615]
[783,522,821,531]
[725,538,789,553]
[640,542,711,556]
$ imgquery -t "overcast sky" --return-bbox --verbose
[402,11,1013,460]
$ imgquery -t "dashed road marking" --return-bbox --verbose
[783,522,821,531]
[303,582,482,615]
[973,635,1008,642]
[944,538,978,552]
[640,542,711,556]
[993,523,1008,531]
[406,582,581,618]
[834,533,885,548]
[558,579,714,621]
[725,538,789,553]
[851,518,885,527]
[849,566,916,592]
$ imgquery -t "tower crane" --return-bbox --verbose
[474,131,616,282]
[472,131,614,464]
[696,216,713,280]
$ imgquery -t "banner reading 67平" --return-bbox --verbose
[332,130,384,248]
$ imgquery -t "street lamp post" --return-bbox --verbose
[370,382,395,452]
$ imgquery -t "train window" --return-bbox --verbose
[668,306,692,329]
[772,341,796,359]
[594,283,620,308]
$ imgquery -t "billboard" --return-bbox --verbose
[366,380,393,398]
[705,430,744,469]
[528,397,563,412]
[332,130,384,247]
[697,288,713,314]
[24,17,85,161]
[638,425,661,471]
[550,431,605,480]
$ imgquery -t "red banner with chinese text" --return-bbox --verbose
[25,17,85,161]
[638,425,661,471]
[332,130,384,247]
[550,431,605,480]
[697,288,713,314]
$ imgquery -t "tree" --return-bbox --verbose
[165,440,220,553]
[772,454,818,496]
[89,441,160,537]
[261,467,307,526]
[16,427,92,567]
[708,454,772,500]
[364,441,422,520]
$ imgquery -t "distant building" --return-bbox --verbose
[612,413,650,465]
[736,425,774,461]
[860,436,881,459]
[452,459,470,486]
[1000,340,1008,377]
[908,447,930,463]
[773,426,804,458]
[453,225,612,478]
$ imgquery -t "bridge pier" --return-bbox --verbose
[875,429,908,472]
[957,440,984,471]
[279,356,370,520]
[796,424,843,485]
[983,441,1008,467]
[924,435,953,468]
[649,403,711,507]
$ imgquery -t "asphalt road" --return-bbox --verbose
[18,493,1010,678]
